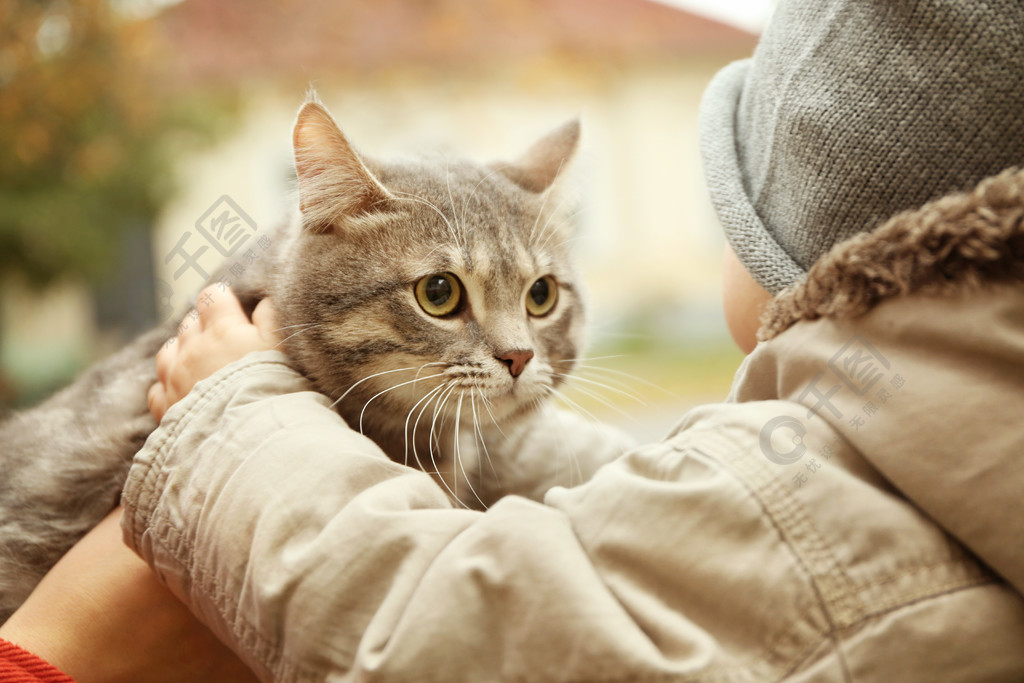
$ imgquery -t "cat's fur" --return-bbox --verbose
[0,95,586,622]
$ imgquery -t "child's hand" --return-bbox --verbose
[149,287,279,422]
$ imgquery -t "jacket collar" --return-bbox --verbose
[759,166,1024,341]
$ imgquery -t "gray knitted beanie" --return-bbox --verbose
[700,0,1024,294]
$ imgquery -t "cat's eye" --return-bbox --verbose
[525,276,558,317]
[415,272,462,317]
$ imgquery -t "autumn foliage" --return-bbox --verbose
[0,0,232,287]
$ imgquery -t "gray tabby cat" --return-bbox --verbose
[0,95,601,621]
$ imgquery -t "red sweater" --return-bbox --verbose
[0,639,75,683]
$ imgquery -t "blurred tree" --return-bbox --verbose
[0,0,236,287]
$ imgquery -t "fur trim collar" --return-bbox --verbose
[759,167,1024,341]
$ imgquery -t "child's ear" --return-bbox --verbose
[292,95,390,232]
[497,119,580,193]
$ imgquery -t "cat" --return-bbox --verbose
[0,93,621,622]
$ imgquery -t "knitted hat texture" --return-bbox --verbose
[700,0,1024,293]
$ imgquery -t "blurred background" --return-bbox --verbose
[0,0,771,441]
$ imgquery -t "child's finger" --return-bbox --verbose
[251,299,279,344]
[177,312,201,343]
[197,286,249,329]
[147,382,167,422]
[155,341,174,385]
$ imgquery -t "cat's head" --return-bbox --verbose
[275,94,585,447]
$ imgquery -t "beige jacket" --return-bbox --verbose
[122,169,1024,682]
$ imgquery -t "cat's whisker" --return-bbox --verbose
[542,385,602,425]
[274,324,323,349]
[536,201,569,254]
[415,380,451,473]
[471,377,506,436]
[271,322,321,332]
[453,389,487,510]
[537,212,579,256]
[332,363,448,409]
[413,361,451,382]
[390,190,461,248]
[449,391,463,501]
[430,383,457,463]
[405,381,452,471]
[540,203,583,246]
[528,180,558,245]
[403,382,448,462]
[358,374,443,435]
[551,353,676,398]
[451,388,461,501]
[544,234,587,253]
[421,243,450,261]
[429,383,458,460]
[444,158,468,252]
[534,192,576,253]
[422,383,470,509]
[545,372,648,406]
[470,389,500,486]
[528,157,569,246]
[569,367,650,398]
[551,354,628,364]
[548,378,637,422]
[460,165,506,229]
[570,364,679,399]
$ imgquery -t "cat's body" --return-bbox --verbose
[0,326,164,621]
[0,97,598,621]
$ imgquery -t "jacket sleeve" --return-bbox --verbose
[120,351,821,682]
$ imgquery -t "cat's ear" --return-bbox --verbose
[292,97,391,232]
[498,119,580,193]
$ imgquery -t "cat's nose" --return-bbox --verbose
[496,349,534,378]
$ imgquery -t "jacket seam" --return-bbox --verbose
[665,438,839,678]
[698,429,863,624]
[133,357,318,681]
[783,577,1004,678]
